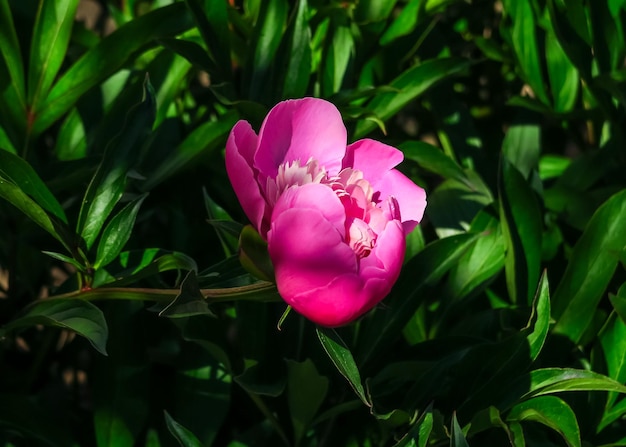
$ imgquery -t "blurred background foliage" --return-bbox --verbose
[2,0,626,445]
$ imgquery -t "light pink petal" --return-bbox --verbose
[255,98,347,178]
[268,205,356,302]
[376,169,427,234]
[225,120,266,232]
[344,139,404,186]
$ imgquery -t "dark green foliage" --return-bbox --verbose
[1,0,626,446]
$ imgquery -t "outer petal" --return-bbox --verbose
[285,274,388,327]
[344,139,404,186]
[268,184,355,299]
[268,184,404,327]
[360,218,405,282]
[255,98,347,179]
[376,169,427,234]
[225,121,266,232]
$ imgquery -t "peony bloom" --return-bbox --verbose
[226,98,426,327]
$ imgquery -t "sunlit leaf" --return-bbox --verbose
[0,299,108,355]
[164,411,203,447]
[94,193,148,269]
[33,3,192,135]
[507,396,581,447]
[317,327,371,407]
[28,0,80,107]
[76,76,155,249]
[354,58,470,138]
[499,159,542,305]
[553,189,626,343]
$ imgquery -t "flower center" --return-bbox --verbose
[266,158,327,206]
[271,161,385,259]
[326,168,380,258]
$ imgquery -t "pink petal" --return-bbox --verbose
[343,139,404,186]
[225,120,267,233]
[255,98,347,178]
[376,169,427,234]
[360,219,405,280]
[268,204,356,303]
[271,183,347,239]
[287,273,390,327]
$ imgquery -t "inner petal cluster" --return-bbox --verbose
[271,159,391,260]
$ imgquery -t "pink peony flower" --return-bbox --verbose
[225,98,426,327]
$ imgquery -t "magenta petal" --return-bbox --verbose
[360,219,405,280]
[225,120,266,232]
[272,183,346,239]
[268,206,356,305]
[255,98,347,178]
[376,169,427,234]
[289,274,383,327]
[344,139,404,186]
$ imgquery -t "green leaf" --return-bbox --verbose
[42,250,87,273]
[160,270,216,319]
[54,107,87,160]
[450,412,469,447]
[157,37,216,73]
[380,0,424,45]
[94,365,149,447]
[393,402,434,447]
[512,368,626,404]
[539,155,571,181]
[466,406,515,443]
[164,411,203,447]
[100,249,197,287]
[427,170,493,238]
[358,233,479,365]
[354,58,471,138]
[322,21,354,97]
[0,180,72,251]
[94,193,148,269]
[0,0,26,108]
[502,122,540,179]
[445,211,505,301]
[545,21,579,112]
[600,313,626,409]
[316,327,371,407]
[553,189,626,343]
[204,189,240,257]
[507,396,581,447]
[246,0,287,103]
[400,140,468,183]
[32,3,193,136]
[76,76,156,249]
[286,359,329,445]
[142,112,237,191]
[238,225,274,282]
[526,271,551,362]
[546,0,592,80]
[0,299,108,355]
[183,0,231,80]
[280,0,312,98]
[0,149,67,222]
[499,159,542,305]
[501,0,549,104]
[28,0,80,107]
[354,0,398,23]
